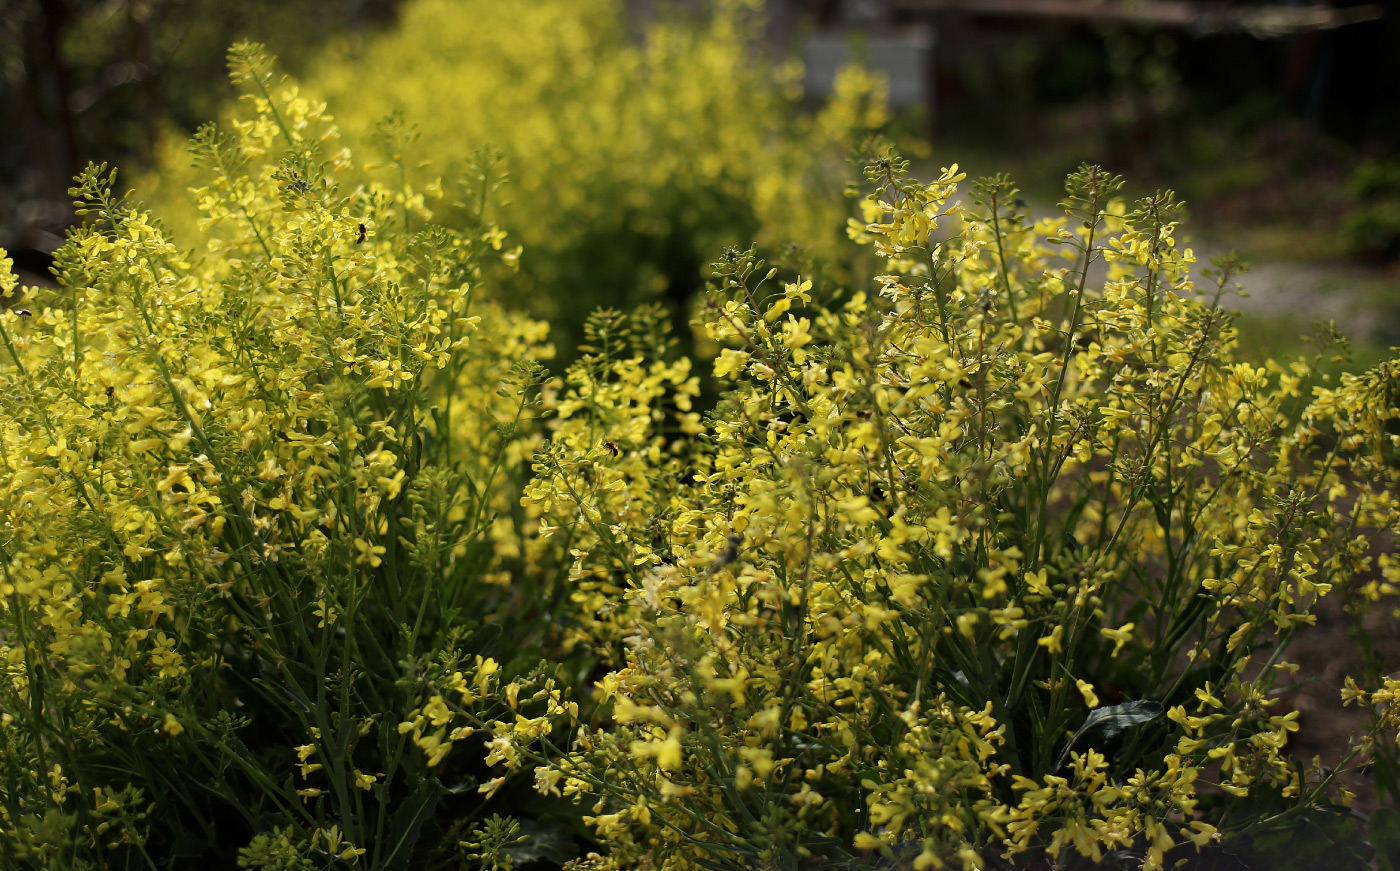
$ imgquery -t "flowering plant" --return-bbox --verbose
[4,25,1400,871]
[512,151,1400,871]
[143,0,891,359]
[0,44,568,869]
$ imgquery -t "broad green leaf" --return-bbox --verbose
[382,778,440,871]
[1055,699,1163,770]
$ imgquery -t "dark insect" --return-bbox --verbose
[356,223,367,244]
[958,378,972,389]
[105,386,115,398]
[714,533,743,570]
[14,309,31,317]
[602,440,620,457]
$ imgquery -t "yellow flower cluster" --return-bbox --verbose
[143,0,890,355]
[0,43,554,863]
[528,156,1400,869]
[4,20,1398,868]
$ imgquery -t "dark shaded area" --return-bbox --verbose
[0,0,403,282]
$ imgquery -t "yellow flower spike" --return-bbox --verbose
[1099,622,1135,656]
[1037,625,1065,654]
[1075,679,1100,709]
[0,248,17,297]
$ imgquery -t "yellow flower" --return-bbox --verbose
[353,537,386,567]
[630,728,685,772]
[714,348,751,379]
[1076,679,1100,709]
[423,694,453,727]
[1099,623,1135,656]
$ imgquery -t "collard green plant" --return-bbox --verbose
[0,44,572,870]
[5,25,1400,871]
[502,151,1400,871]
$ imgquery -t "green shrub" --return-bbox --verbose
[1343,158,1400,260]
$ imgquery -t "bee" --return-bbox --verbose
[105,386,115,398]
[356,223,368,244]
[602,440,620,458]
[14,309,31,318]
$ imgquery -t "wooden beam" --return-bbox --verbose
[891,0,1384,36]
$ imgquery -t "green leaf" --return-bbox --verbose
[253,670,313,717]
[504,816,578,866]
[1243,813,1372,871]
[1054,699,1163,770]
[441,775,480,794]
[381,779,440,871]
[1372,808,1400,871]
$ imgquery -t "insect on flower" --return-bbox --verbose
[602,440,620,458]
[711,533,743,573]
[356,223,367,244]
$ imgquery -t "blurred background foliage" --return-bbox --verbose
[2,0,1398,357]
[229,0,890,358]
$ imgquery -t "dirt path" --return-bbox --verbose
[1187,242,1400,348]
